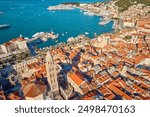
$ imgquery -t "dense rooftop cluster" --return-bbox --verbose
[0,0,150,100]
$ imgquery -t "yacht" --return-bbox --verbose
[0,24,10,29]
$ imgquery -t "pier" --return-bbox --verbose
[26,32,59,43]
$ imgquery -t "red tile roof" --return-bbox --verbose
[23,83,46,98]
[69,72,84,86]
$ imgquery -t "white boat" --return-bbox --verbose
[62,33,64,36]
[85,32,89,35]
[0,24,10,29]
[24,37,29,40]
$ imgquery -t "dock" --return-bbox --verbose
[26,32,59,43]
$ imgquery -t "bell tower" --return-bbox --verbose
[46,51,59,99]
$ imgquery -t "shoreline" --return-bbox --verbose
[0,2,115,47]
[47,2,116,28]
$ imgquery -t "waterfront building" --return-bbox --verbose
[0,37,28,54]
[0,45,8,54]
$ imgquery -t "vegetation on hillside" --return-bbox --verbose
[63,2,80,6]
[114,0,150,12]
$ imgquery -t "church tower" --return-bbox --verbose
[46,51,59,99]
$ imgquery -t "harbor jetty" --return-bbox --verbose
[26,31,59,43]
[99,17,111,25]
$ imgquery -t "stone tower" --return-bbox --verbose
[46,51,59,99]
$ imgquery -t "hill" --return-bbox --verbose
[114,0,150,12]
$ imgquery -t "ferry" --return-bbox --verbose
[0,24,10,30]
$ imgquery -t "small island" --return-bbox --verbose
[48,4,74,11]
[48,2,80,11]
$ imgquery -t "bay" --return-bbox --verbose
[0,0,113,48]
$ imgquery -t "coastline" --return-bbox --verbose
[47,2,116,29]
[0,1,113,46]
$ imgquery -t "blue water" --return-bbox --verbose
[0,0,113,48]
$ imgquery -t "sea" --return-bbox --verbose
[0,0,113,48]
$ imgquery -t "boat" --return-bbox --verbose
[0,24,10,30]
[84,11,94,16]
[62,33,64,36]
[85,32,89,35]
[24,37,29,40]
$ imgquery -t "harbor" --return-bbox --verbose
[0,0,114,48]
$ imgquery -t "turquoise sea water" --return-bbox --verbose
[0,0,113,48]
